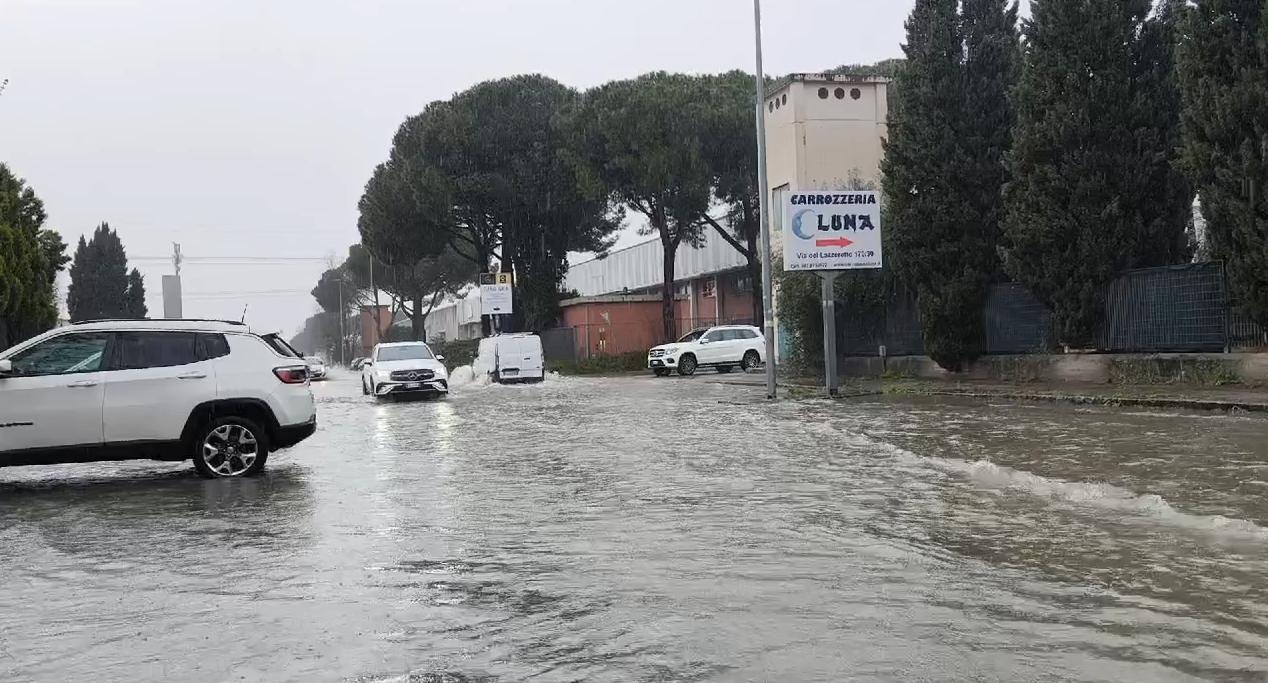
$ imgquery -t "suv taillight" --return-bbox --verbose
[274,366,309,384]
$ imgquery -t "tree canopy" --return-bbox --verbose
[570,72,714,339]
[0,164,67,348]
[359,75,621,334]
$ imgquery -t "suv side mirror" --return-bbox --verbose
[698,337,710,344]
[436,355,445,361]
[0,359,11,376]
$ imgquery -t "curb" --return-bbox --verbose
[890,388,1268,413]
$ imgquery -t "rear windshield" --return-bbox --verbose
[377,345,434,361]
[262,333,302,358]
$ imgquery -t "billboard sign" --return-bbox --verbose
[480,272,513,315]
[782,190,883,271]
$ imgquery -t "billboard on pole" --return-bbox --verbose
[782,190,883,271]
[480,272,513,315]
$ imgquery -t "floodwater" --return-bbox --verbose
[3,372,1268,681]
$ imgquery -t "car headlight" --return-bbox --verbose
[376,370,392,379]
[662,346,677,354]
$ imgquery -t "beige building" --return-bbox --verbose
[764,73,890,232]
[762,73,891,358]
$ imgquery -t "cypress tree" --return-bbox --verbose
[1135,0,1197,267]
[1003,0,1190,348]
[67,222,136,321]
[883,0,1017,371]
[1176,0,1268,327]
[125,268,147,318]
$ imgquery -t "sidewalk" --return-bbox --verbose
[709,372,1268,413]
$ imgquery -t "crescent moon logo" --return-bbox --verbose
[791,209,816,241]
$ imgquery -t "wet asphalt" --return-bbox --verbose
[3,371,1268,682]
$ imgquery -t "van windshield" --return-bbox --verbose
[377,345,434,361]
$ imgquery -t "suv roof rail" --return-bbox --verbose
[71,318,247,326]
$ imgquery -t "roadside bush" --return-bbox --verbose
[547,351,645,375]
[435,339,479,371]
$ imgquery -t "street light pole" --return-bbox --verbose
[753,0,778,399]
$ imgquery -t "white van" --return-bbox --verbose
[476,334,545,384]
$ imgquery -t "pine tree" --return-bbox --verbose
[1003,0,1191,348]
[67,222,136,321]
[1176,0,1268,327]
[882,0,1017,371]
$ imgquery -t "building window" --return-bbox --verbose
[701,278,716,298]
[674,282,689,296]
[768,101,774,112]
[781,93,787,105]
[850,87,862,100]
[772,184,790,232]
[818,87,829,99]
[736,274,753,292]
[834,87,846,100]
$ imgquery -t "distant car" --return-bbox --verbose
[476,334,545,383]
[0,319,317,478]
[647,325,765,376]
[305,356,327,380]
[361,342,449,398]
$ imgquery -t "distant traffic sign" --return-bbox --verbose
[783,190,883,271]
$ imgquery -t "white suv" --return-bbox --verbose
[361,341,450,398]
[0,319,317,478]
[647,325,766,376]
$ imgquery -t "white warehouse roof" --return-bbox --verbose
[565,230,749,297]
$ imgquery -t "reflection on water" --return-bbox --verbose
[2,376,1267,681]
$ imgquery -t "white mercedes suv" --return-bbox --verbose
[647,325,766,376]
[360,341,449,398]
[0,319,317,478]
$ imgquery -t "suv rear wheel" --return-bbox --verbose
[677,354,698,376]
[742,350,761,371]
[192,416,269,478]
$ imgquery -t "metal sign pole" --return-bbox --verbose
[819,271,840,396]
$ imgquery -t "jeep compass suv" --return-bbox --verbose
[0,319,317,478]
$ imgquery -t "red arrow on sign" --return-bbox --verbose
[816,237,854,248]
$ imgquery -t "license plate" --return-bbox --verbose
[502,369,518,376]
[404,382,421,389]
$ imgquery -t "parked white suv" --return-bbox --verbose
[0,319,317,478]
[647,325,766,376]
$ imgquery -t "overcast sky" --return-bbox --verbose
[0,0,970,336]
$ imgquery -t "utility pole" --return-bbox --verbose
[369,251,382,348]
[753,0,778,400]
[337,274,346,366]
[162,243,184,319]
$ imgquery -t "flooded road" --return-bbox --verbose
[3,372,1268,681]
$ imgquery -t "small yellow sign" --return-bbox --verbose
[495,272,514,286]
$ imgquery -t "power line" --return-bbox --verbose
[130,256,328,263]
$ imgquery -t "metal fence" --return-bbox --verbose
[539,327,576,362]
[839,261,1266,357]
[541,262,1266,361]
[1100,263,1228,353]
